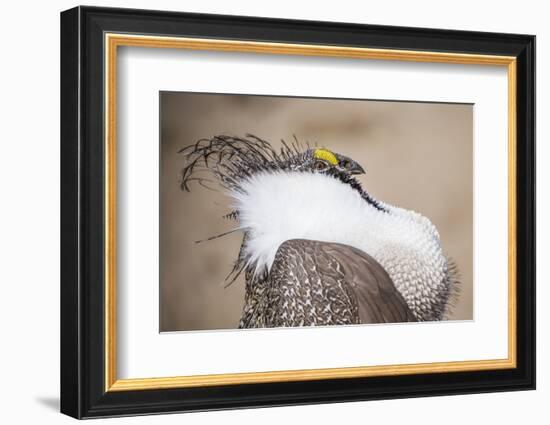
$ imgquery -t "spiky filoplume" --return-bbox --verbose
[179,134,459,326]
[180,134,309,192]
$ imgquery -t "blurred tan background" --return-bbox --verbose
[160,92,473,332]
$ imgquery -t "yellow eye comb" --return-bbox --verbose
[313,148,338,165]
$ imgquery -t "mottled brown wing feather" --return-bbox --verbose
[264,239,416,326]
[325,243,417,323]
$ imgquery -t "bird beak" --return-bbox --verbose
[349,161,366,175]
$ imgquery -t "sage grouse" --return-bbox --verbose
[179,135,458,328]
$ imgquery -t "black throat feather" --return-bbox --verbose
[332,171,388,212]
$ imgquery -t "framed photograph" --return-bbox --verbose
[60,6,535,419]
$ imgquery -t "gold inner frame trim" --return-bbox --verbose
[104,33,518,392]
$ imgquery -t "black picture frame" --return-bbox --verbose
[61,5,535,419]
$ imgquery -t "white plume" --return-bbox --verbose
[229,171,449,318]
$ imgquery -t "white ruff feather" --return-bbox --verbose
[230,171,449,316]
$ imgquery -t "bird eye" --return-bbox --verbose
[314,160,328,171]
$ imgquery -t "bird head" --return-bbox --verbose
[179,135,366,193]
[294,148,366,176]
